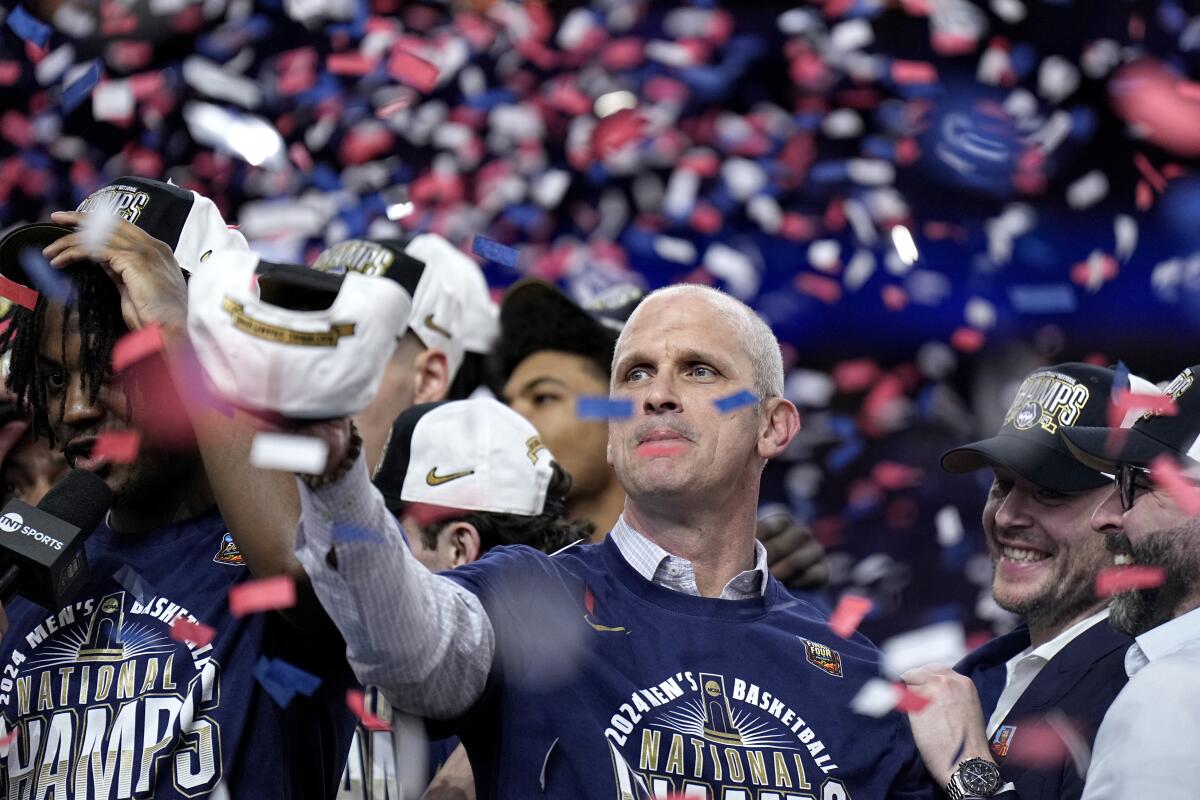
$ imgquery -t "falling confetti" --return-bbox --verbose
[229,575,297,617]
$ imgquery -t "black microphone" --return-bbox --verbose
[0,469,112,608]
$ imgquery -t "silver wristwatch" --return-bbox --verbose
[945,757,1002,799]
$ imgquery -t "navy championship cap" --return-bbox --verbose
[942,363,1158,492]
[496,279,645,383]
[0,176,248,290]
[1063,365,1200,472]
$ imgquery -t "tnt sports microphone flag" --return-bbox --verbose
[187,250,413,418]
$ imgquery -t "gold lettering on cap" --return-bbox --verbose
[221,297,355,347]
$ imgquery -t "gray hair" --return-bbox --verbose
[613,284,784,400]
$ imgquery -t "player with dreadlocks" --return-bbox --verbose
[0,177,358,799]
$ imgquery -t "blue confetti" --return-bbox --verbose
[254,656,322,708]
[576,396,634,420]
[826,438,864,472]
[1007,284,1077,314]
[333,524,384,544]
[471,236,519,268]
[113,565,154,605]
[18,248,74,304]
[61,61,101,114]
[713,390,758,413]
[6,6,51,48]
[1112,360,1130,400]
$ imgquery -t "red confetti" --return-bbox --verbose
[892,683,930,713]
[0,62,20,86]
[1133,152,1167,193]
[387,49,439,93]
[872,461,924,490]
[583,585,596,617]
[829,594,873,638]
[170,617,216,647]
[346,689,391,731]
[833,359,881,393]
[0,275,38,311]
[591,109,645,158]
[950,327,986,353]
[891,60,938,84]
[1096,565,1167,598]
[1149,455,1200,515]
[794,272,842,304]
[0,727,18,749]
[327,52,377,76]
[881,285,909,310]
[1107,390,1177,427]
[112,325,165,373]
[229,575,297,618]
[92,430,141,463]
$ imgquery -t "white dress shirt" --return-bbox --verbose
[985,609,1111,737]
[609,515,769,600]
[1080,605,1200,799]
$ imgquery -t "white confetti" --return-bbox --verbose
[777,8,821,35]
[1081,39,1121,79]
[1065,170,1108,210]
[557,7,597,50]
[843,199,877,246]
[890,225,919,266]
[663,168,700,218]
[976,44,1012,86]
[830,19,874,53]
[850,678,902,718]
[822,109,864,139]
[1114,214,1138,262]
[785,370,836,408]
[653,236,697,265]
[844,249,876,291]
[722,158,768,201]
[881,621,966,679]
[183,102,285,169]
[704,243,760,300]
[531,169,571,209]
[847,159,894,186]
[916,342,957,380]
[1038,56,1081,105]
[79,210,118,260]
[935,505,965,547]
[990,0,1025,23]
[182,56,263,109]
[965,297,996,329]
[747,195,783,234]
[808,240,841,273]
[249,433,329,475]
[593,90,637,119]
[35,44,75,87]
[92,80,134,122]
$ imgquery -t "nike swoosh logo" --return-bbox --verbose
[424,314,452,338]
[426,467,475,486]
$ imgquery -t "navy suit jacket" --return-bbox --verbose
[956,618,1132,800]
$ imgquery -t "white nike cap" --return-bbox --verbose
[373,398,556,516]
[404,233,498,356]
[310,234,494,380]
[187,250,414,418]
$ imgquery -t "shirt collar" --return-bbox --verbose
[1025,608,1111,663]
[1127,604,1200,677]
[609,515,770,598]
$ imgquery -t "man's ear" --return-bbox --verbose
[413,347,451,404]
[445,521,482,568]
[757,397,801,460]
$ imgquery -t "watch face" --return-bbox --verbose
[960,758,1001,794]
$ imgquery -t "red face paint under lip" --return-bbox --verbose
[636,440,690,457]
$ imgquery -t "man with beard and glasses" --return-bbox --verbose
[900,363,1154,800]
[1056,364,1200,799]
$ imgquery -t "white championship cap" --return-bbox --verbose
[187,250,413,418]
[373,397,556,516]
[404,233,498,356]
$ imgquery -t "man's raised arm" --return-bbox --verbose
[293,419,495,720]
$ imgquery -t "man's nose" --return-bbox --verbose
[1091,485,1124,535]
[60,373,105,429]
[641,371,681,415]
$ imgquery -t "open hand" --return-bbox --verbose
[42,210,188,339]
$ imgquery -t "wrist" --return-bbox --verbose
[300,421,361,488]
